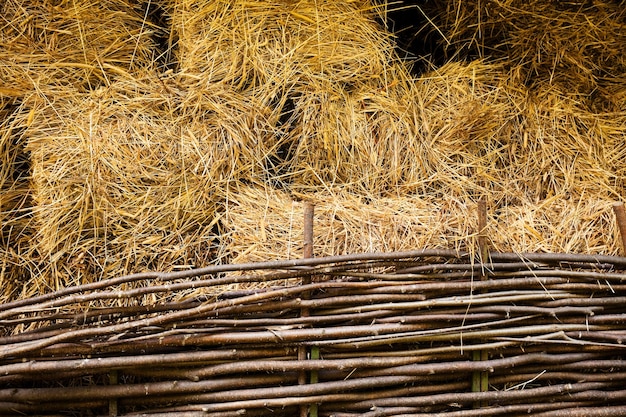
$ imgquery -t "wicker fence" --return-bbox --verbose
[2,202,626,416]
[1,247,626,417]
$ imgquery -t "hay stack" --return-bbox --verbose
[410,60,526,200]
[412,61,626,202]
[223,184,475,264]
[270,66,425,195]
[2,0,625,303]
[419,0,626,111]
[168,0,395,93]
[0,103,32,304]
[1,0,165,300]
[223,185,622,265]
[16,71,269,293]
[222,60,626,263]
[0,0,160,98]
[169,0,423,194]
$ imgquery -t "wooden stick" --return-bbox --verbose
[300,201,315,417]
[474,197,490,406]
[613,202,626,256]
[303,202,315,260]
[477,196,489,271]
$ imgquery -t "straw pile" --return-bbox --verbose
[167,0,395,92]
[166,0,416,192]
[1,0,626,302]
[15,72,259,294]
[0,0,167,299]
[0,0,160,98]
[0,103,32,305]
[224,187,621,267]
[418,0,626,111]
[415,60,626,201]
[223,60,626,264]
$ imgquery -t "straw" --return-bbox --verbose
[0,0,161,98]
[15,71,240,297]
[0,102,33,305]
[2,0,626,306]
[167,0,395,92]
[418,0,626,111]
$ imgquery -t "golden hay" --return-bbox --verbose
[222,184,475,265]
[412,61,626,202]
[419,0,626,111]
[268,63,424,195]
[14,70,269,294]
[0,103,33,304]
[409,60,526,200]
[222,185,622,267]
[0,0,160,98]
[495,195,620,255]
[261,57,624,203]
[221,60,626,264]
[2,0,626,305]
[168,0,395,94]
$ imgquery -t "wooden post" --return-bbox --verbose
[473,197,489,407]
[477,197,489,271]
[299,202,315,417]
[612,202,626,256]
[303,202,314,260]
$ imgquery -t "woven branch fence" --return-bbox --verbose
[2,203,626,417]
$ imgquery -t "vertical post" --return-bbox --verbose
[472,197,489,407]
[612,202,626,255]
[477,197,489,271]
[303,202,315,260]
[299,202,315,417]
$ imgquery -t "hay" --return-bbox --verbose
[410,60,526,199]
[168,0,395,93]
[268,64,425,195]
[0,0,160,98]
[14,70,270,295]
[168,0,428,195]
[222,185,622,267]
[222,60,626,264]
[264,58,624,201]
[412,61,626,202]
[1,0,626,305]
[223,184,479,265]
[496,195,619,255]
[419,0,626,111]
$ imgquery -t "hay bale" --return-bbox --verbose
[496,195,620,255]
[223,186,622,266]
[419,0,626,110]
[167,0,423,195]
[222,60,626,263]
[2,0,624,304]
[0,0,160,98]
[514,88,626,200]
[168,0,395,94]
[268,63,425,195]
[412,60,626,202]
[17,71,265,293]
[223,184,477,264]
[410,60,527,200]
